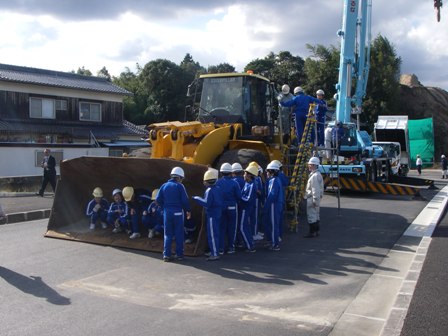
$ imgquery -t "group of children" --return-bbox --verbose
[86,156,324,262]
[192,159,290,261]
[85,185,195,242]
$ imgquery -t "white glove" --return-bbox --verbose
[93,204,101,212]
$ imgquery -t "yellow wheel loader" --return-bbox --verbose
[46,72,291,255]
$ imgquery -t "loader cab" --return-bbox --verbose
[194,73,278,136]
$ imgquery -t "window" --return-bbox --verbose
[55,100,67,111]
[79,102,101,122]
[30,98,55,119]
[35,150,63,167]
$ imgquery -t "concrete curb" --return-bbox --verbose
[0,209,52,225]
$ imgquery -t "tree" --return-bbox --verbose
[362,35,402,131]
[207,63,235,74]
[303,44,340,103]
[97,66,111,81]
[73,66,92,76]
[140,59,188,123]
[245,51,305,91]
[112,65,147,124]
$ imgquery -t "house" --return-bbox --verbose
[0,63,148,182]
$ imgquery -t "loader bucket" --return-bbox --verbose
[45,156,209,256]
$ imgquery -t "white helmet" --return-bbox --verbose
[231,162,243,172]
[220,162,233,173]
[266,161,280,171]
[281,84,290,95]
[272,159,282,168]
[442,154,446,158]
[308,157,320,166]
[112,188,122,196]
[204,168,219,181]
[92,187,103,198]
[170,166,185,178]
[294,86,304,94]
[316,89,325,96]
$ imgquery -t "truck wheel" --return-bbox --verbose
[215,149,269,170]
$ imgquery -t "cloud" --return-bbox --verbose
[0,0,446,90]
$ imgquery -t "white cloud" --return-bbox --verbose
[0,1,447,90]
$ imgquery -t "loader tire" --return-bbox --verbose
[215,149,269,170]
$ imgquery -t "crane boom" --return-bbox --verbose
[335,0,372,125]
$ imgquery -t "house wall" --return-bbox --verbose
[0,146,109,177]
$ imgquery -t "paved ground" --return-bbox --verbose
[0,168,447,335]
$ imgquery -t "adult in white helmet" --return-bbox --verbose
[304,156,324,238]
[442,154,448,179]
[314,89,328,147]
[278,84,294,140]
[217,162,242,254]
[86,187,109,230]
[156,166,191,262]
[281,84,290,95]
[193,168,223,260]
[280,85,321,144]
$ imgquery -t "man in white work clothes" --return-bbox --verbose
[304,157,324,238]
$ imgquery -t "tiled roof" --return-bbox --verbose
[0,119,147,138]
[0,63,132,96]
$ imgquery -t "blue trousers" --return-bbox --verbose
[163,210,184,258]
[219,206,237,252]
[206,213,221,257]
[89,210,107,225]
[265,202,281,247]
[240,207,255,249]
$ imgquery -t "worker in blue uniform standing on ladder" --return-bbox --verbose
[156,167,191,262]
[280,86,321,143]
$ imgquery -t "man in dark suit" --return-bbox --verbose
[37,148,57,197]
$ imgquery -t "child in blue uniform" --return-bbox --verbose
[193,168,223,261]
[216,163,241,254]
[108,189,128,233]
[86,187,109,230]
[264,161,283,251]
[156,167,191,262]
[239,165,259,252]
[272,160,290,241]
[122,186,152,240]
[142,188,164,238]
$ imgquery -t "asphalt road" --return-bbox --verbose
[1,180,441,336]
[0,168,446,335]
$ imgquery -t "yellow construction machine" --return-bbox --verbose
[46,72,292,255]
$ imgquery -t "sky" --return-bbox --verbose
[0,0,447,90]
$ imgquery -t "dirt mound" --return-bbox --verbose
[398,74,448,159]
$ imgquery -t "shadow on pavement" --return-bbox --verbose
[0,266,71,305]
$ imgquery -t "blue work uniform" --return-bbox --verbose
[216,176,241,253]
[142,201,164,235]
[264,175,283,248]
[253,175,264,235]
[281,93,321,142]
[126,191,152,235]
[277,171,290,239]
[156,178,191,258]
[86,198,109,226]
[107,200,127,229]
[315,99,327,146]
[193,184,223,257]
[240,179,257,250]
